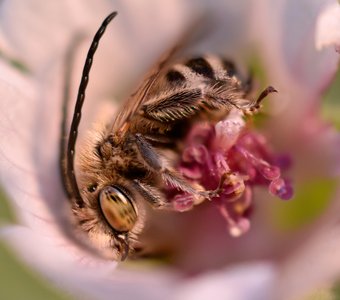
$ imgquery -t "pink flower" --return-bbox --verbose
[0,0,339,299]
[170,108,293,236]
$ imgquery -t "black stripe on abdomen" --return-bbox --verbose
[222,59,237,77]
[166,70,186,85]
[185,57,214,79]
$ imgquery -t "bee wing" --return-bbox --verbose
[111,45,179,132]
[111,18,207,133]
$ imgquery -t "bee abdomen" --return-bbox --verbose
[221,59,237,77]
[165,55,242,86]
[166,70,186,85]
[185,57,215,79]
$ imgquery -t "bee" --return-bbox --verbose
[60,12,276,260]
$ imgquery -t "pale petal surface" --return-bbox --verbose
[175,263,276,300]
[253,0,339,102]
[276,198,340,300]
[2,224,278,300]
[316,1,340,52]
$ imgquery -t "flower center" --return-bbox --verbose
[168,111,294,237]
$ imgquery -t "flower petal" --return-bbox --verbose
[175,263,276,300]
[253,0,339,101]
[0,60,49,226]
[1,225,277,300]
[275,194,340,300]
[0,226,170,300]
[316,1,340,52]
[0,0,113,74]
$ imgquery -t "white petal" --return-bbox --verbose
[0,0,113,74]
[1,226,116,272]
[175,263,276,300]
[0,226,174,300]
[253,0,339,101]
[0,55,94,238]
[1,226,179,300]
[316,1,340,52]
[2,225,277,300]
[0,60,50,226]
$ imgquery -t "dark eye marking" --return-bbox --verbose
[186,57,214,79]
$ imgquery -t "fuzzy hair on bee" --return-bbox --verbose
[60,12,276,260]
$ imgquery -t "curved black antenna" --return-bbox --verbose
[66,12,118,207]
[60,34,83,199]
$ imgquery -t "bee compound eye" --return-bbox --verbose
[99,186,138,233]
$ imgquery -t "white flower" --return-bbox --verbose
[0,0,339,299]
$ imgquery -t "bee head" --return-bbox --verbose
[60,12,141,260]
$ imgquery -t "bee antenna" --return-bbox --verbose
[66,12,117,207]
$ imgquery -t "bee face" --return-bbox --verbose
[61,12,275,260]
[71,134,147,260]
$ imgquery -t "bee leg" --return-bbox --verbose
[134,133,205,197]
[132,180,170,209]
[134,133,163,171]
[143,134,175,147]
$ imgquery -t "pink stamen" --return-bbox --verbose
[229,218,251,237]
[169,114,294,237]
[179,165,202,180]
[173,193,195,212]
[219,205,250,237]
[269,178,294,200]
[236,146,281,180]
[214,152,230,176]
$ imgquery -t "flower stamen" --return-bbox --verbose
[170,109,294,237]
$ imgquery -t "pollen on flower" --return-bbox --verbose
[169,109,294,237]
